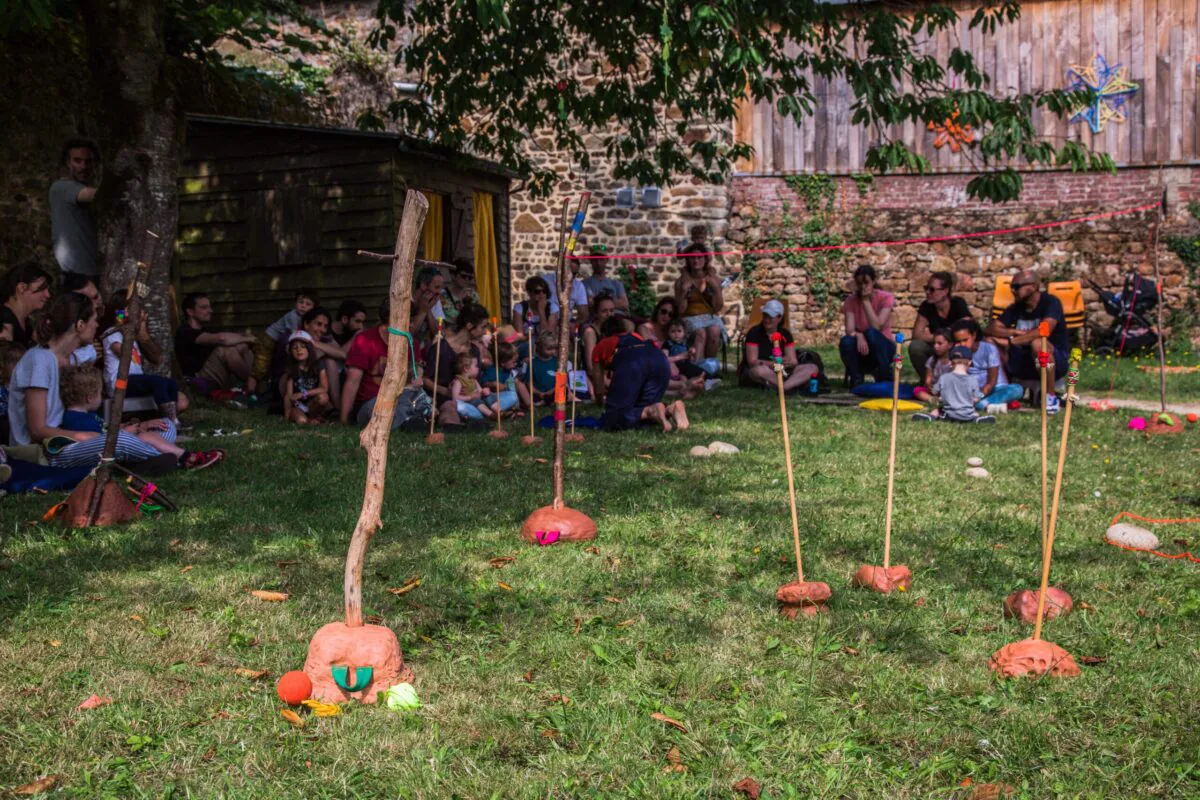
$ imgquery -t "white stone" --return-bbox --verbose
[967,456,984,467]
[707,441,740,455]
[689,445,712,458]
[1105,523,1160,551]
[965,467,990,479]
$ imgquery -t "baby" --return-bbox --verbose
[451,353,494,420]
[912,345,996,424]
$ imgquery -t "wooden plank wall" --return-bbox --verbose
[736,0,1198,174]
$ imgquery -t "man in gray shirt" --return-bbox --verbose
[50,138,100,277]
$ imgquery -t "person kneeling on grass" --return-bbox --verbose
[912,346,996,424]
[60,364,224,469]
[592,325,689,432]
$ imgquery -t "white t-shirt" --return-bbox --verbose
[102,329,144,393]
[968,341,1008,391]
[8,347,64,446]
[543,272,588,311]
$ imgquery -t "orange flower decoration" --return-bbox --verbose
[927,109,975,153]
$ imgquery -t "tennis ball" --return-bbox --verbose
[276,670,312,705]
[1187,413,1198,424]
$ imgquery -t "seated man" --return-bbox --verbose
[738,299,818,391]
[176,292,255,393]
[985,269,1069,411]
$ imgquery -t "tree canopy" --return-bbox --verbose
[374,0,1112,202]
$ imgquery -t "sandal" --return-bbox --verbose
[182,449,225,471]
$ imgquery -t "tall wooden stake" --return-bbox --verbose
[882,334,904,569]
[570,328,580,431]
[344,190,427,627]
[428,324,442,438]
[492,318,504,435]
[84,231,158,527]
[771,335,804,583]
[1033,350,1081,641]
[552,195,590,508]
[528,325,536,438]
[1038,323,1051,552]
[1152,199,1167,412]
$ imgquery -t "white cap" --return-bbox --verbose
[287,330,314,344]
[762,299,785,318]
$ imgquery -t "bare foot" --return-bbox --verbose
[645,402,672,432]
[670,400,690,430]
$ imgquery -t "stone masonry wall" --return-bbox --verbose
[728,166,1199,344]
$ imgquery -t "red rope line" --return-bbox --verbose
[571,202,1161,261]
[1106,511,1200,564]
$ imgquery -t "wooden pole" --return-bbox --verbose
[428,325,442,438]
[882,335,904,569]
[493,318,503,435]
[552,195,590,508]
[1033,350,1081,641]
[1039,323,1050,553]
[344,190,427,628]
[1152,200,1167,412]
[85,231,158,527]
[570,327,580,432]
[528,325,536,438]
[773,347,804,584]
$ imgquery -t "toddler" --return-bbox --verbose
[451,353,494,420]
[912,346,996,424]
[529,331,559,405]
[912,329,952,403]
[251,288,318,397]
[282,331,330,425]
[481,341,527,413]
[662,318,706,397]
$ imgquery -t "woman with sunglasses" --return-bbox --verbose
[512,275,559,343]
[910,270,971,381]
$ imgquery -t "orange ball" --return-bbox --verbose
[1187,413,1199,424]
[276,670,312,705]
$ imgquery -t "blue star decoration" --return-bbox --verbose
[1066,54,1139,134]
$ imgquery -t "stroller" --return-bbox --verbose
[1086,272,1159,356]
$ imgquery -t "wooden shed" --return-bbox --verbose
[174,114,516,329]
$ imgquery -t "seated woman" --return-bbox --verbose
[513,275,559,346]
[839,264,896,387]
[738,299,818,391]
[592,319,688,432]
[580,293,617,404]
[420,302,492,422]
[909,270,971,381]
[637,297,679,344]
[8,293,220,470]
[950,318,1024,411]
[673,243,725,367]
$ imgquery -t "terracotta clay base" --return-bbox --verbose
[988,637,1081,678]
[424,433,444,445]
[303,621,405,704]
[488,429,510,440]
[1146,413,1185,436]
[564,433,585,444]
[520,505,597,544]
[775,581,831,619]
[851,564,913,594]
[1003,587,1073,624]
[61,477,141,528]
[521,435,543,446]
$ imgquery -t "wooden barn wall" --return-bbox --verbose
[735,0,1199,174]
[175,122,512,329]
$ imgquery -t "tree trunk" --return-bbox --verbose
[80,0,183,369]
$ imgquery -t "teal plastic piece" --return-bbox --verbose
[331,665,373,692]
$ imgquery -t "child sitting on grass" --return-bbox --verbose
[481,341,528,414]
[451,353,494,420]
[662,318,707,398]
[59,365,225,469]
[912,328,952,403]
[529,330,559,405]
[281,331,330,425]
[912,346,996,424]
[250,288,317,400]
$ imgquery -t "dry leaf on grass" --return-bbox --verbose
[276,560,299,568]
[840,646,859,656]
[77,694,111,711]
[129,614,145,624]
[1078,655,1107,666]
[1079,602,1096,612]
[732,777,762,799]
[541,729,559,738]
[301,699,342,717]
[365,615,384,625]
[250,590,289,602]
[650,712,687,733]
[386,578,422,595]
[280,709,305,728]
[969,784,1015,800]
[533,457,548,464]
[48,640,61,647]
[12,776,60,796]
[489,556,516,568]
[497,582,513,592]
[522,670,535,682]
[572,616,581,636]
[663,746,686,773]
[603,596,623,604]
[233,668,268,680]
[584,546,600,555]
[179,565,194,574]
[615,618,637,628]
[547,694,570,705]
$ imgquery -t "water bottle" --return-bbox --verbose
[807,377,819,395]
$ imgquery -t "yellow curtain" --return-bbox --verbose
[472,191,501,318]
[420,191,443,261]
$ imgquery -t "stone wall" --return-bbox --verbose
[727,166,1199,344]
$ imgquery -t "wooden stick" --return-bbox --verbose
[1039,326,1050,554]
[493,318,503,434]
[85,231,158,527]
[1034,350,1081,640]
[428,326,442,437]
[882,335,904,569]
[552,195,590,508]
[774,352,804,584]
[344,190,427,628]
[1152,201,1167,412]
[570,328,580,431]
[528,325,536,438]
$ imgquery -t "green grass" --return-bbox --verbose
[2,384,1200,799]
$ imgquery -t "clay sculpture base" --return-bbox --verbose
[988,637,1080,678]
[564,433,585,443]
[520,505,597,544]
[776,581,831,619]
[488,430,510,440]
[61,477,141,528]
[851,564,913,594]
[424,433,444,445]
[521,435,543,446]
[1003,588,1073,624]
[303,622,405,704]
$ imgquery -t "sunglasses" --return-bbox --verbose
[1011,281,1033,289]
[924,285,945,293]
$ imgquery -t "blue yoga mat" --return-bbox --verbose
[2,460,93,495]
[851,381,917,400]
[537,415,603,430]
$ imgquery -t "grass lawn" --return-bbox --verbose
[2,378,1199,799]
